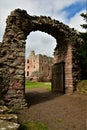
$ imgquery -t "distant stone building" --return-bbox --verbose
[25,50,53,81]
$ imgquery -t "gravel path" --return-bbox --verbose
[18,88,87,130]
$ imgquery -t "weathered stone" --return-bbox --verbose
[10,62,17,67]
[18,52,25,57]
[4,90,17,100]
[0,120,20,130]
[16,66,24,69]
[9,68,15,74]
[0,100,5,106]
[0,106,9,114]
[15,69,24,75]
[0,105,20,130]
[12,82,22,90]
[7,90,17,94]
[0,114,18,122]
[13,75,24,80]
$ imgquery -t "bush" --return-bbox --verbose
[76,80,87,94]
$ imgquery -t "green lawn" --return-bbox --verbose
[25,80,87,94]
[18,120,49,130]
[25,80,51,91]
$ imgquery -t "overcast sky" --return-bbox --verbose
[0,0,86,58]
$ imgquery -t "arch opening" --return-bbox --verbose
[25,31,56,58]
[25,31,56,104]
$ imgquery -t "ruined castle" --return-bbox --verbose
[25,51,53,81]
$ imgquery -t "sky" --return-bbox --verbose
[0,0,86,58]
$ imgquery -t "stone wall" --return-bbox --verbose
[54,37,83,93]
[54,42,73,93]
[0,8,83,108]
[25,50,53,81]
[0,106,20,130]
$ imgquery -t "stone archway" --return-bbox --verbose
[0,9,82,108]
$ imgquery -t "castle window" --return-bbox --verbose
[48,67,50,70]
[27,71,29,76]
[27,66,29,69]
[27,59,29,63]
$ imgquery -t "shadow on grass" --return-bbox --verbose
[25,88,63,107]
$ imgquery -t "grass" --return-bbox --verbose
[25,80,51,91]
[57,118,64,123]
[76,80,87,94]
[18,120,49,130]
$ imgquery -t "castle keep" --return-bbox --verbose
[25,51,53,81]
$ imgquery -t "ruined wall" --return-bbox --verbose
[25,50,53,81]
[54,42,73,93]
[54,37,82,93]
[0,35,26,108]
[0,8,83,107]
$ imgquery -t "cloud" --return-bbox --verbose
[68,9,86,32]
[25,31,56,58]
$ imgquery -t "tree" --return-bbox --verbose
[80,13,87,30]
[78,12,87,79]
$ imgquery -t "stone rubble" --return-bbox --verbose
[0,106,20,130]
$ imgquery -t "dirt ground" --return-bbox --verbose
[18,88,87,130]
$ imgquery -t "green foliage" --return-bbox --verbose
[78,12,87,79]
[80,13,87,29]
[79,32,87,43]
[78,32,87,64]
[18,121,49,130]
[76,80,87,94]
[25,80,51,91]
